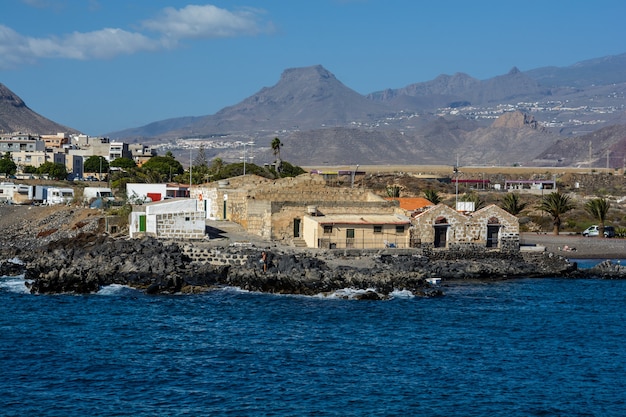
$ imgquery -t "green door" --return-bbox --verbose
[139,215,146,232]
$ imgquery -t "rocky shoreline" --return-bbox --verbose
[1,206,625,298]
[2,231,625,299]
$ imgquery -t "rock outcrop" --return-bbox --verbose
[16,233,593,299]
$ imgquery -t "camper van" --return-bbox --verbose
[46,187,74,205]
[83,187,115,203]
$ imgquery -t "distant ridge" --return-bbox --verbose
[0,83,80,135]
[367,67,547,109]
[4,50,626,168]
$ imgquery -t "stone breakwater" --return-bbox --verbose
[3,233,620,299]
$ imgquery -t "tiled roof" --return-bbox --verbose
[385,197,434,211]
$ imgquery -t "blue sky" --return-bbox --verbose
[1,0,625,135]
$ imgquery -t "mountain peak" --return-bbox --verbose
[279,65,336,83]
[508,67,521,75]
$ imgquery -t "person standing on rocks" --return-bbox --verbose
[261,251,268,272]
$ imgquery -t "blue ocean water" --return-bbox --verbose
[568,258,626,269]
[1,275,626,416]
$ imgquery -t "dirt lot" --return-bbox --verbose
[0,204,103,256]
[521,232,626,259]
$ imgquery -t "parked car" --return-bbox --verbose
[582,225,615,237]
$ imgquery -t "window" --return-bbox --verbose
[185,216,190,221]
[373,225,382,233]
[346,229,355,239]
[396,225,405,233]
[323,225,332,234]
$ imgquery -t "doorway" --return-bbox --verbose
[487,225,500,248]
[293,218,301,238]
[434,225,448,248]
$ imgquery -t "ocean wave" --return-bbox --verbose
[389,289,415,299]
[96,284,139,296]
[0,275,30,294]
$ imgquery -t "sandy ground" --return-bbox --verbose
[520,232,626,259]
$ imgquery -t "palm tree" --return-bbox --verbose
[386,185,400,198]
[538,192,575,235]
[271,137,283,161]
[501,193,527,215]
[423,189,441,205]
[584,197,610,238]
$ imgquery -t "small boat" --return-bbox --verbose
[425,277,441,285]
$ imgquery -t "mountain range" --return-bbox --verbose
[2,53,626,167]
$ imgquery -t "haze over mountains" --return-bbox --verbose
[2,53,626,168]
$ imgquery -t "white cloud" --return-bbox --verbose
[142,5,266,40]
[29,29,159,60]
[0,4,268,69]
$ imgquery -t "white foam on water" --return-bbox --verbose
[322,287,381,300]
[390,289,415,299]
[96,284,136,296]
[7,257,24,265]
[0,275,30,294]
[220,286,250,293]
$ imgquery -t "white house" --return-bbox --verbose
[129,198,206,239]
[126,183,189,204]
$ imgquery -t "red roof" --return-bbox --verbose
[385,197,434,211]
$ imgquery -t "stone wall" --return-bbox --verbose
[154,211,205,239]
[412,204,467,244]
[180,244,253,265]
[412,204,520,250]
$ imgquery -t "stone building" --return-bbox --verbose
[129,198,205,239]
[193,174,403,245]
[411,204,519,251]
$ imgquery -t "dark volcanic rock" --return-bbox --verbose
[0,259,25,276]
[21,233,597,298]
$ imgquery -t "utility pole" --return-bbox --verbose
[454,155,459,211]
[351,164,359,188]
[241,142,254,176]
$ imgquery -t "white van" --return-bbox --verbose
[83,187,115,202]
